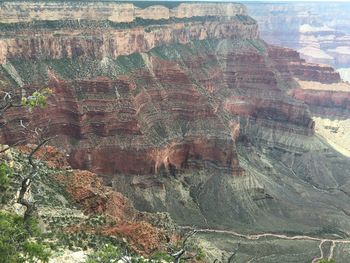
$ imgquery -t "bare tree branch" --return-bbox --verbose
[0,139,28,153]
[212,243,240,263]
[170,230,198,263]
[17,177,36,234]
[28,137,52,169]
[0,87,55,235]
[16,136,55,235]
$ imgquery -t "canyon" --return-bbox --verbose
[0,1,350,262]
[247,2,350,82]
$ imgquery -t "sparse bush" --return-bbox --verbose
[0,162,13,204]
[85,244,121,263]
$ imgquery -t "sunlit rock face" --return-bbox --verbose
[338,68,350,83]
[1,4,350,259]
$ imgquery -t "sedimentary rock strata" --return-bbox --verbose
[0,2,343,179]
[1,5,350,258]
[0,2,246,23]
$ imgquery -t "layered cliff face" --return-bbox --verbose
[1,2,350,262]
[0,17,258,64]
[0,2,246,23]
[248,3,350,161]
[247,2,350,82]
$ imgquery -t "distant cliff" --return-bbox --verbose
[0,2,258,64]
[0,17,258,63]
[247,2,350,69]
[0,2,246,23]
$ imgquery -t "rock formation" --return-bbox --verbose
[1,2,350,261]
[247,2,350,81]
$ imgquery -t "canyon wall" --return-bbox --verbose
[1,4,350,255]
[0,2,342,178]
[0,19,258,64]
[0,2,258,178]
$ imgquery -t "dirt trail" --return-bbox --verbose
[329,241,336,260]
[180,226,350,262]
[312,240,325,263]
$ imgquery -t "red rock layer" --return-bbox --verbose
[289,89,350,116]
[1,62,241,178]
[55,157,172,255]
[16,144,171,255]
[181,48,316,135]
[1,24,342,179]
[268,46,341,84]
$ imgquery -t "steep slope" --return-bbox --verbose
[0,143,178,262]
[0,2,350,262]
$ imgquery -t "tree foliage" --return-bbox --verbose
[0,161,13,204]
[0,211,50,263]
[0,87,52,262]
[85,244,121,263]
[21,88,52,111]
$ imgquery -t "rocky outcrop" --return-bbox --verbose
[0,3,259,179]
[1,1,346,183]
[17,144,174,256]
[288,80,350,118]
[290,89,350,112]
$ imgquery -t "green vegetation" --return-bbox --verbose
[0,89,52,262]
[235,14,257,25]
[5,60,48,84]
[0,16,220,32]
[9,53,147,83]
[115,53,146,75]
[0,211,50,263]
[21,88,52,110]
[0,0,184,8]
[85,241,205,263]
[247,39,266,53]
[0,162,13,204]
[85,244,121,263]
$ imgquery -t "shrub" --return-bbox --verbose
[0,211,50,263]
[85,244,121,263]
